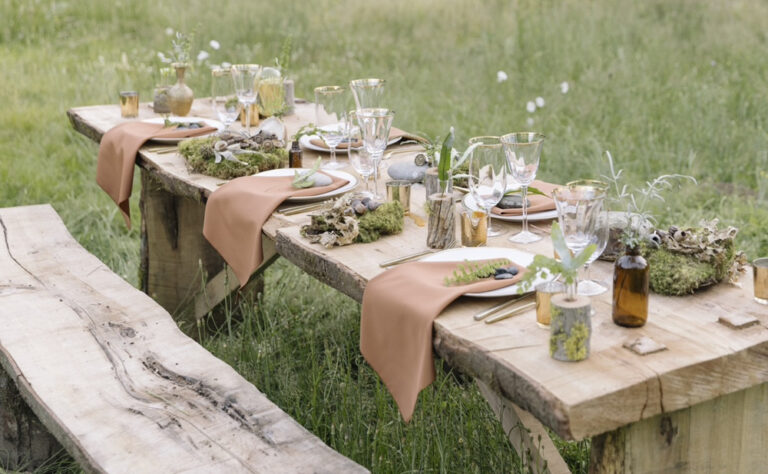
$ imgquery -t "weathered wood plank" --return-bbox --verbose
[0,204,367,474]
[589,383,768,473]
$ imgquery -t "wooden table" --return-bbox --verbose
[69,100,768,473]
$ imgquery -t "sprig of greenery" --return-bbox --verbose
[437,127,455,182]
[292,158,322,188]
[602,151,696,248]
[443,259,509,286]
[168,31,194,64]
[505,186,545,197]
[516,222,596,300]
[276,36,293,75]
[292,123,322,142]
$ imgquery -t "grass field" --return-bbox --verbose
[2,0,767,472]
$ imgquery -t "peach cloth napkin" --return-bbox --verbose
[203,174,348,287]
[360,259,527,422]
[96,121,216,227]
[309,126,428,149]
[492,180,559,216]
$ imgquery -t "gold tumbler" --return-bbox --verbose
[754,258,768,305]
[535,280,565,328]
[386,180,412,215]
[460,206,488,247]
[119,91,139,118]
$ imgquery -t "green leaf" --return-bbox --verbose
[550,222,574,269]
[292,158,322,188]
[438,127,455,182]
[506,186,545,197]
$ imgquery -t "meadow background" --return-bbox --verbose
[2,0,767,472]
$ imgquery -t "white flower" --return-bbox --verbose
[197,50,210,62]
[535,96,545,107]
[526,101,536,113]
[560,81,569,94]
[526,117,535,127]
[710,60,717,67]
[165,27,174,36]
[209,40,220,50]
[221,61,231,69]
[496,70,508,83]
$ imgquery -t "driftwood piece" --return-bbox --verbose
[0,204,366,474]
[426,192,456,249]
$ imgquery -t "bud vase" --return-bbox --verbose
[168,63,194,117]
[426,177,456,249]
[549,294,591,361]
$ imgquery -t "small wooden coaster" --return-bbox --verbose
[717,314,759,330]
[623,336,667,356]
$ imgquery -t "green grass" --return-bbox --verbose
[2,0,768,472]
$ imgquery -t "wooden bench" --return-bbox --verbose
[0,204,367,473]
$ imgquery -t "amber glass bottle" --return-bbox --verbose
[612,245,649,327]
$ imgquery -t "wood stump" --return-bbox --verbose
[426,192,456,249]
[424,168,440,198]
[549,294,591,361]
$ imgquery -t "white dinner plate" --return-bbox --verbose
[299,123,401,153]
[143,116,223,143]
[254,168,358,202]
[463,193,558,222]
[421,247,553,298]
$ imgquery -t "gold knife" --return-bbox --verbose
[379,249,436,268]
[473,293,532,321]
[484,301,537,324]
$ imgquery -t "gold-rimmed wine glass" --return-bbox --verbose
[501,132,545,244]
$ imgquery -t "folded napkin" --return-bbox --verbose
[96,121,217,227]
[308,126,429,150]
[203,173,348,287]
[492,180,559,216]
[360,259,527,422]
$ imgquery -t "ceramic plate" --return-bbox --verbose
[254,168,358,202]
[299,123,401,153]
[421,247,552,297]
[143,116,223,143]
[463,193,558,222]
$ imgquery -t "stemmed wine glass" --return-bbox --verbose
[211,67,240,132]
[231,64,261,134]
[566,180,611,296]
[500,132,545,244]
[349,78,387,110]
[468,136,507,238]
[356,108,395,200]
[314,86,349,171]
[347,111,375,198]
[552,185,606,295]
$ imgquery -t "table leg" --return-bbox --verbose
[590,382,768,473]
[477,380,571,474]
[139,171,270,334]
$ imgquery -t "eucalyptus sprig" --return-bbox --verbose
[516,222,596,301]
[293,158,322,188]
[602,151,696,248]
[443,259,510,286]
[292,123,322,143]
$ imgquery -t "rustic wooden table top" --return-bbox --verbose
[68,100,766,441]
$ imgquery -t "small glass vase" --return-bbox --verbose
[426,178,456,249]
[612,245,649,327]
[168,62,194,117]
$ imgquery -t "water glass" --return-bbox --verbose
[315,85,349,170]
[356,108,395,199]
[347,113,375,198]
[349,78,387,110]
[468,136,507,238]
[231,64,261,134]
[211,68,239,131]
[501,132,545,244]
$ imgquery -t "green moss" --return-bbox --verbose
[564,322,589,361]
[356,201,404,243]
[647,247,719,296]
[178,136,287,180]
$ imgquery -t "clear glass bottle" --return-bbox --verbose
[612,245,649,327]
